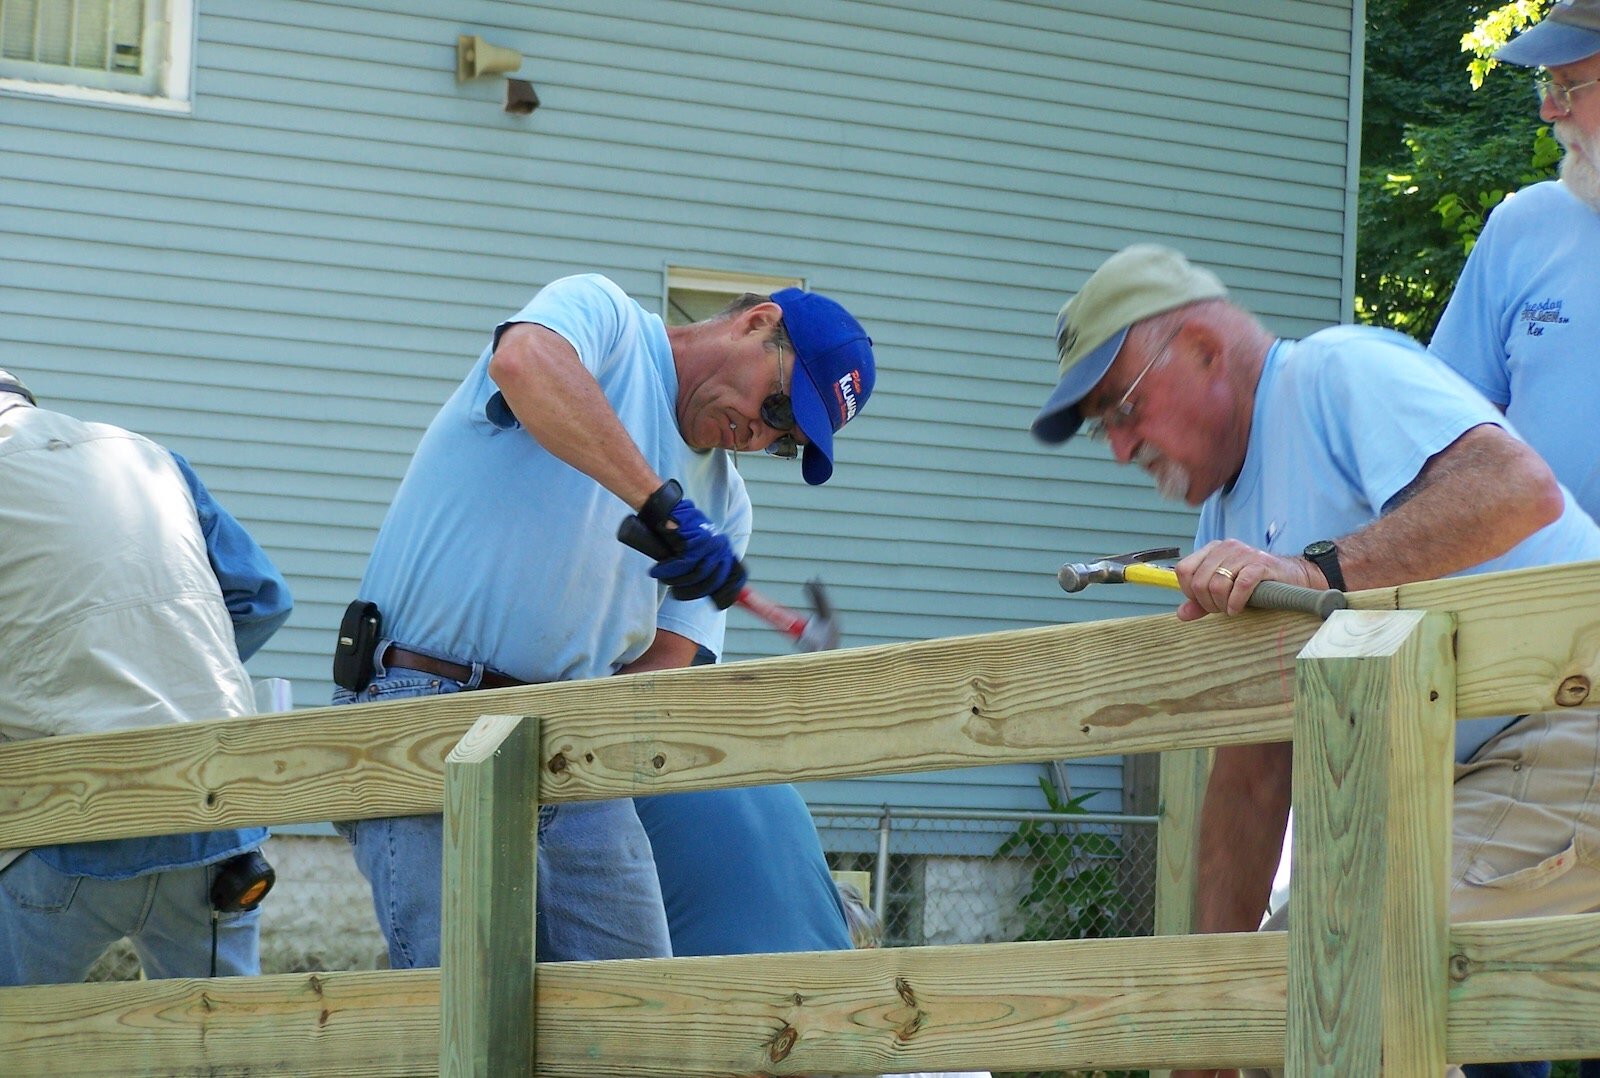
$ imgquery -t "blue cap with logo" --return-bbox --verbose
[1496,0,1600,66]
[770,288,875,485]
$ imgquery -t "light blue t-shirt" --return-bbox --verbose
[1430,180,1600,524]
[359,274,751,682]
[1197,326,1600,762]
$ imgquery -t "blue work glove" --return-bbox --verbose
[619,481,746,609]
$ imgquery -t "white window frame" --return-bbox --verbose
[663,264,806,327]
[0,0,194,114]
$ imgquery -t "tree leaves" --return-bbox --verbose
[1356,1,1556,340]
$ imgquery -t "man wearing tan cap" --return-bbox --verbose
[1033,244,1600,1077]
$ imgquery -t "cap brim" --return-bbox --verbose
[1030,326,1129,444]
[1496,21,1600,66]
[789,374,835,485]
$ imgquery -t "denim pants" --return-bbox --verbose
[333,648,672,969]
[0,854,259,985]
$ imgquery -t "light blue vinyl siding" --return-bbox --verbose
[0,0,1360,823]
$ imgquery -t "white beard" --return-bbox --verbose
[1556,121,1600,213]
[1134,443,1192,503]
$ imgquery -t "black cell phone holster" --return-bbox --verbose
[332,600,382,692]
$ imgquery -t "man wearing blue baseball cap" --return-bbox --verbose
[1431,5,1600,1077]
[331,273,874,971]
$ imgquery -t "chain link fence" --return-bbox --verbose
[816,804,1158,1078]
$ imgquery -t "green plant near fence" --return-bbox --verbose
[995,778,1134,943]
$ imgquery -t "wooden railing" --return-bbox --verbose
[3,561,1600,1075]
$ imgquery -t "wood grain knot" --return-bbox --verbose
[1557,675,1592,707]
[767,1023,798,1062]
[652,753,666,770]
[1449,954,1472,983]
[895,977,916,1007]
[897,1010,926,1041]
[547,753,568,773]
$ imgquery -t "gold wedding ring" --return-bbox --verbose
[1214,566,1236,580]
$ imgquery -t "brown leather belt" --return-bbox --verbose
[380,646,526,690]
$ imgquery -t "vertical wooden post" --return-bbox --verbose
[441,715,541,1078]
[1154,747,1213,938]
[1287,610,1454,1077]
[1151,746,1212,1078]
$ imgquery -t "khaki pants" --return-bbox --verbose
[1242,709,1600,1078]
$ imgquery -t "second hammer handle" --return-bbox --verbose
[1248,579,1348,619]
[1124,563,1347,619]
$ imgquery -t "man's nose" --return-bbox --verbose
[1107,425,1139,463]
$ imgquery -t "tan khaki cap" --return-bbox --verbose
[1032,244,1227,443]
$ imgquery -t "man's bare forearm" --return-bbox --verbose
[1334,423,1561,590]
[490,323,665,510]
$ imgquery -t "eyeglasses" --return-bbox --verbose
[1085,325,1181,442]
[761,341,800,460]
[1535,73,1600,118]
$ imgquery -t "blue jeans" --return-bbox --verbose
[0,853,259,985]
[332,648,671,968]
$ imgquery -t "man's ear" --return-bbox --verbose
[1184,322,1222,368]
[740,301,784,337]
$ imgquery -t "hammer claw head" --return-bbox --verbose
[1109,546,1180,566]
[1058,546,1178,594]
[797,578,840,652]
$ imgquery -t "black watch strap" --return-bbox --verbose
[1302,539,1346,592]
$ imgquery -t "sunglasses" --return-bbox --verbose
[763,344,800,460]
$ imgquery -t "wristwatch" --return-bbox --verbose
[1302,539,1346,592]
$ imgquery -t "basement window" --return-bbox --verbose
[664,265,804,327]
[0,0,193,112]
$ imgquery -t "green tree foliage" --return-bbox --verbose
[1356,1,1556,339]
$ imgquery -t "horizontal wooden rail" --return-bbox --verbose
[2,560,1597,848]
[5,913,1599,1076]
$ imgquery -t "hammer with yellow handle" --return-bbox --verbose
[1057,546,1348,619]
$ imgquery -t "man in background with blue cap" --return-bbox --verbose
[1032,244,1600,1077]
[1431,5,1600,1075]
[1433,0,1600,529]
[332,274,874,970]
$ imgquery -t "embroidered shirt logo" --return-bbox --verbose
[1519,298,1570,337]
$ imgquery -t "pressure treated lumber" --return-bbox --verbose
[0,933,1290,1076]
[6,913,1600,1076]
[1154,748,1211,937]
[440,716,539,1078]
[3,560,1597,849]
[1450,913,1600,1063]
[1288,611,1454,1076]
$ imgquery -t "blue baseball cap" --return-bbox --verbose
[1496,0,1600,66]
[771,288,875,485]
